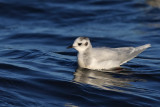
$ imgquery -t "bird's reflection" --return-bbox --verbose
[73,67,142,92]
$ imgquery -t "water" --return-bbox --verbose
[0,0,160,106]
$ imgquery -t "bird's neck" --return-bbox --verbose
[78,47,92,68]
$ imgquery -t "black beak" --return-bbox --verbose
[67,45,73,49]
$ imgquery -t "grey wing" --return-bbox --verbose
[92,47,120,62]
[114,44,151,65]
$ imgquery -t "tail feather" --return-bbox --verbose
[120,44,151,65]
[137,44,151,50]
[134,44,151,54]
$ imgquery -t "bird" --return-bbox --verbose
[67,37,151,70]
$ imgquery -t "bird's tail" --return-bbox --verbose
[132,44,151,56]
[120,44,151,65]
[136,44,151,51]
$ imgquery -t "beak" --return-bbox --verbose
[67,45,73,49]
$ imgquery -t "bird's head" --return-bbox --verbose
[67,37,92,52]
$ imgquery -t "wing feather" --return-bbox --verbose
[91,44,151,65]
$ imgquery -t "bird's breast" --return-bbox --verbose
[78,54,86,68]
[78,53,91,68]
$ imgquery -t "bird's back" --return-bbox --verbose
[91,47,119,62]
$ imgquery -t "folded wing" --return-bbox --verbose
[114,44,151,65]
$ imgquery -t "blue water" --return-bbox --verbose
[0,0,160,107]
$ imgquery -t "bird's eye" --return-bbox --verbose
[78,43,82,46]
[85,42,88,46]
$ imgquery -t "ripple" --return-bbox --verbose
[0,0,160,106]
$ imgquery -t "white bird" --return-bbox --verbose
[67,37,151,70]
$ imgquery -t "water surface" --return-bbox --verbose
[0,0,160,107]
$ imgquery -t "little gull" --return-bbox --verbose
[67,37,151,70]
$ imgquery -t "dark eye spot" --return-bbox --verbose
[85,42,88,46]
[78,43,82,46]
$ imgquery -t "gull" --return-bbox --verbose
[67,37,151,70]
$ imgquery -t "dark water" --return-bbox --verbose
[0,0,160,107]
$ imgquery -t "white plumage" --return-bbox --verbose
[68,37,151,70]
